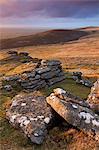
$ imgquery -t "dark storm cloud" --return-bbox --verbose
[0,0,99,18]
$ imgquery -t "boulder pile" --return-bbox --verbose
[7,50,37,63]
[7,50,18,56]
[19,60,65,90]
[2,60,65,91]
[47,87,99,142]
[6,81,99,144]
[87,79,99,114]
[72,72,93,87]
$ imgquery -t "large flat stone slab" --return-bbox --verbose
[6,93,54,144]
[46,88,99,141]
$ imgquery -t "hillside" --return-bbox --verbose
[0,27,99,150]
[78,26,99,31]
[0,29,88,50]
[0,27,99,77]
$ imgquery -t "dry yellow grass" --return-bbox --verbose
[6,62,37,75]
[0,35,99,77]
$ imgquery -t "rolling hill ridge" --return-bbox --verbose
[0,29,88,50]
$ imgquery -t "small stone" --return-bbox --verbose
[44,117,50,124]
[18,116,27,124]
[54,88,66,95]
[12,101,18,107]
[21,103,26,106]
[34,133,39,137]
[92,120,99,127]
[72,104,78,109]
[3,85,12,91]
[10,115,17,123]
[37,116,45,119]
[30,117,38,121]
[24,120,30,126]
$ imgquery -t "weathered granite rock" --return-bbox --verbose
[87,80,99,114]
[22,80,46,90]
[7,50,18,56]
[48,75,66,86]
[21,71,36,79]
[40,69,61,79]
[81,79,93,88]
[20,79,41,87]
[3,84,12,91]
[72,72,93,87]
[46,88,99,141]
[36,67,51,74]
[6,93,53,144]
[19,52,29,56]
[73,72,82,80]
[18,59,65,89]
[53,88,89,108]
[3,59,65,91]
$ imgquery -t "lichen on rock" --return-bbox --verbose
[6,93,54,144]
[46,88,99,142]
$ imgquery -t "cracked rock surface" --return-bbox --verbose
[6,93,53,144]
[46,88,99,142]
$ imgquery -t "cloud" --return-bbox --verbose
[0,0,99,19]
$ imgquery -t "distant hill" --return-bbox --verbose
[0,27,99,50]
[78,26,99,31]
[0,27,47,40]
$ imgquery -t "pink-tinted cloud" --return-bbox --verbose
[0,0,99,18]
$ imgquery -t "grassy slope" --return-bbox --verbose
[1,33,98,77]
[0,27,99,77]
[0,37,99,77]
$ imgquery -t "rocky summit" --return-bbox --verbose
[6,93,54,144]
[46,88,99,142]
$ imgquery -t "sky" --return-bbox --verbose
[0,0,99,29]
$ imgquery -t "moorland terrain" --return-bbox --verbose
[0,26,99,150]
[0,26,99,77]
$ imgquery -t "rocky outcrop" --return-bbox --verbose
[7,50,18,56]
[87,79,99,114]
[6,93,54,144]
[7,50,38,63]
[6,81,99,144]
[2,60,65,91]
[18,52,29,56]
[46,88,99,142]
[72,72,93,87]
[19,60,65,90]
